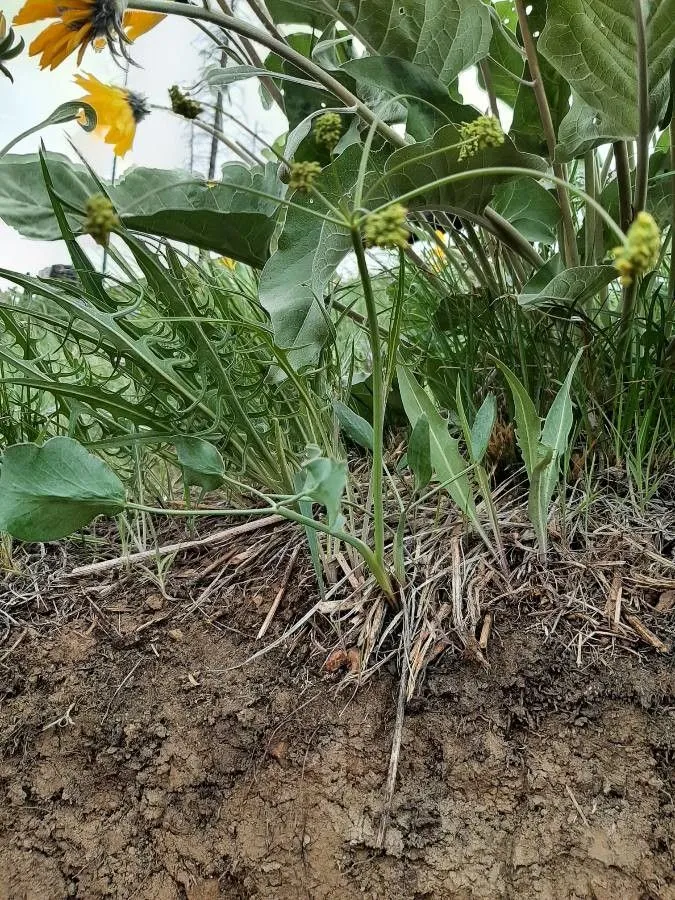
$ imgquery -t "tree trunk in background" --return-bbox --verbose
[208,49,227,180]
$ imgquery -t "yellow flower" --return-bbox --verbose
[428,229,448,272]
[122,9,164,41]
[217,256,237,271]
[75,72,149,157]
[14,0,132,69]
[612,211,661,286]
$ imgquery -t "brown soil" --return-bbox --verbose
[1,558,674,900]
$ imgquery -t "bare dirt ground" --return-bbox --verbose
[1,528,674,899]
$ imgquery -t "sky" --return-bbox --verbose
[0,1,284,278]
[0,2,497,282]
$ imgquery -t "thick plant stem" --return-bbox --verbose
[669,111,675,304]
[483,207,544,268]
[633,0,650,214]
[514,0,579,267]
[583,151,597,264]
[479,59,500,120]
[614,141,633,232]
[351,226,387,570]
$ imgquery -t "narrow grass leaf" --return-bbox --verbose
[397,364,475,517]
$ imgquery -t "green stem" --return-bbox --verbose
[365,166,626,245]
[154,105,263,166]
[613,141,633,232]
[583,151,597,265]
[126,501,394,597]
[513,0,579,267]
[350,225,387,569]
[669,110,675,304]
[633,0,650,214]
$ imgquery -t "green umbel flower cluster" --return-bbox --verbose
[612,212,661,287]
[169,85,202,120]
[363,204,409,249]
[313,112,342,152]
[457,115,505,161]
[289,161,322,192]
[84,194,120,247]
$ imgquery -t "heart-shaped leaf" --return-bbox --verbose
[175,437,225,492]
[539,0,674,136]
[0,437,125,541]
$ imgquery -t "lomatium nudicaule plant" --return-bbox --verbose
[0,0,672,608]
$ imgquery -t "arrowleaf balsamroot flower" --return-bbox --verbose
[313,112,342,152]
[13,0,133,69]
[122,9,164,41]
[289,161,322,192]
[364,204,409,249]
[458,116,505,161]
[84,194,119,246]
[612,211,661,286]
[1,11,25,82]
[75,72,149,157]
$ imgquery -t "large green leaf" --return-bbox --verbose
[259,144,384,369]
[0,437,125,541]
[0,153,284,268]
[332,400,374,451]
[396,363,476,518]
[264,0,333,29]
[298,456,347,527]
[268,0,492,87]
[539,0,675,136]
[342,57,478,140]
[554,95,629,163]
[382,124,546,215]
[518,265,617,310]
[408,414,432,490]
[491,177,560,244]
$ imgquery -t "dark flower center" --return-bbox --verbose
[127,91,150,123]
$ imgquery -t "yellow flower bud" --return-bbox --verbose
[458,116,505,161]
[313,112,342,152]
[289,161,322,192]
[612,211,661,286]
[84,194,120,247]
[363,204,410,249]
